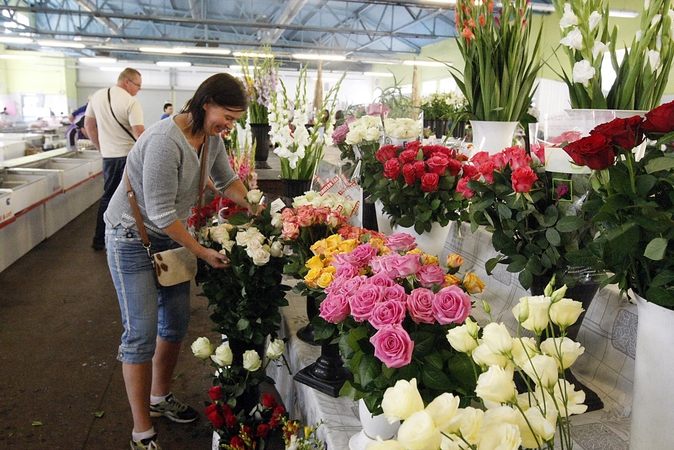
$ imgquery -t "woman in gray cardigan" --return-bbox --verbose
[104,73,255,450]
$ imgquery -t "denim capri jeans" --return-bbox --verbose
[106,225,191,364]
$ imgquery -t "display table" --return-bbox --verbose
[268,223,635,449]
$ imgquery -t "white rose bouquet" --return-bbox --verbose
[369,279,588,450]
[383,117,422,140]
[195,191,291,347]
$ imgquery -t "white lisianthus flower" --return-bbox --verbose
[245,189,263,204]
[475,365,517,404]
[446,323,479,354]
[209,224,232,245]
[517,406,557,448]
[560,27,583,50]
[589,11,603,31]
[191,337,214,359]
[381,378,425,423]
[553,379,588,415]
[472,343,510,368]
[511,336,540,368]
[559,3,579,28]
[396,410,441,450]
[540,337,585,370]
[648,49,662,70]
[479,422,521,450]
[211,343,233,366]
[572,60,597,86]
[521,354,559,389]
[266,338,285,360]
[481,322,513,355]
[549,298,584,329]
[425,393,460,430]
[242,349,262,371]
[513,295,551,334]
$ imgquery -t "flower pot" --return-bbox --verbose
[391,222,452,256]
[469,120,518,155]
[250,123,271,169]
[630,294,674,450]
[451,120,468,139]
[348,399,400,450]
[374,200,393,235]
[281,178,312,203]
[294,339,351,397]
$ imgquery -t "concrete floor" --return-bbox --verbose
[0,203,221,449]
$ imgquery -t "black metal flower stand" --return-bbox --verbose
[294,339,352,398]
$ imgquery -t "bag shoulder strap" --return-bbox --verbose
[108,88,137,142]
[125,172,153,260]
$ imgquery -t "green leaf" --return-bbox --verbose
[422,364,453,390]
[496,203,512,219]
[507,255,527,273]
[486,256,501,274]
[644,237,668,261]
[556,216,585,233]
[545,228,561,247]
[357,354,381,387]
[94,411,105,418]
[646,157,674,173]
[519,269,533,290]
[645,287,674,309]
[651,270,674,287]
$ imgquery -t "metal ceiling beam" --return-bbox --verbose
[0,5,456,40]
[265,0,310,44]
[74,0,122,35]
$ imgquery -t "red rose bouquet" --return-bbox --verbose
[561,100,674,309]
[313,230,485,414]
[362,141,468,233]
[459,146,601,290]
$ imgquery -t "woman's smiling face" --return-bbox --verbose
[203,103,245,135]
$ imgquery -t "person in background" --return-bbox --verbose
[160,103,173,120]
[84,68,145,251]
[104,73,257,450]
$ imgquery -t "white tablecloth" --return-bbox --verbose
[268,223,637,450]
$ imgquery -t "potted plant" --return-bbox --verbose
[452,0,542,154]
[420,92,468,139]
[236,46,279,169]
[269,65,344,196]
[372,281,589,450]
[552,0,674,110]
[361,140,468,250]
[559,100,674,449]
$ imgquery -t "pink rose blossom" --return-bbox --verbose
[319,293,351,323]
[335,263,360,279]
[456,176,474,199]
[332,123,349,143]
[369,273,396,289]
[282,222,299,240]
[333,243,378,268]
[407,288,436,324]
[349,285,384,322]
[416,264,447,288]
[369,300,407,329]
[383,284,408,303]
[324,276,349,295]
[341,275,368,296]
[370,325,414,368]
[433,285,472,325]
[384,233,417,252]
[370,253,422,279]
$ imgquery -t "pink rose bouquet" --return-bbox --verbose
[311,230,484,414]
[458,146,601,291]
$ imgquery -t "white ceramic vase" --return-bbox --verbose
[348,399,400,450]
[392,221,452,256]
[630,294,674,450]
[374,200,393,235]
[469,120,518,155]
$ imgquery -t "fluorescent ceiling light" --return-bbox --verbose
[232,51,274,58]
[139,46,183,54]
[402,60,448,67]
[609,9,639,18]
[100,66,124,72]
[79,56,117,64]
[156,61,191,67]
[422,0,456,4]
[174,47,231,56]
[293,53,346,61]
[360,59,397,66]
[529,3,555,12]
[37,39,86,49]
[364,72,394,78]
[0,36,32,44]
[0,54,37,60]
